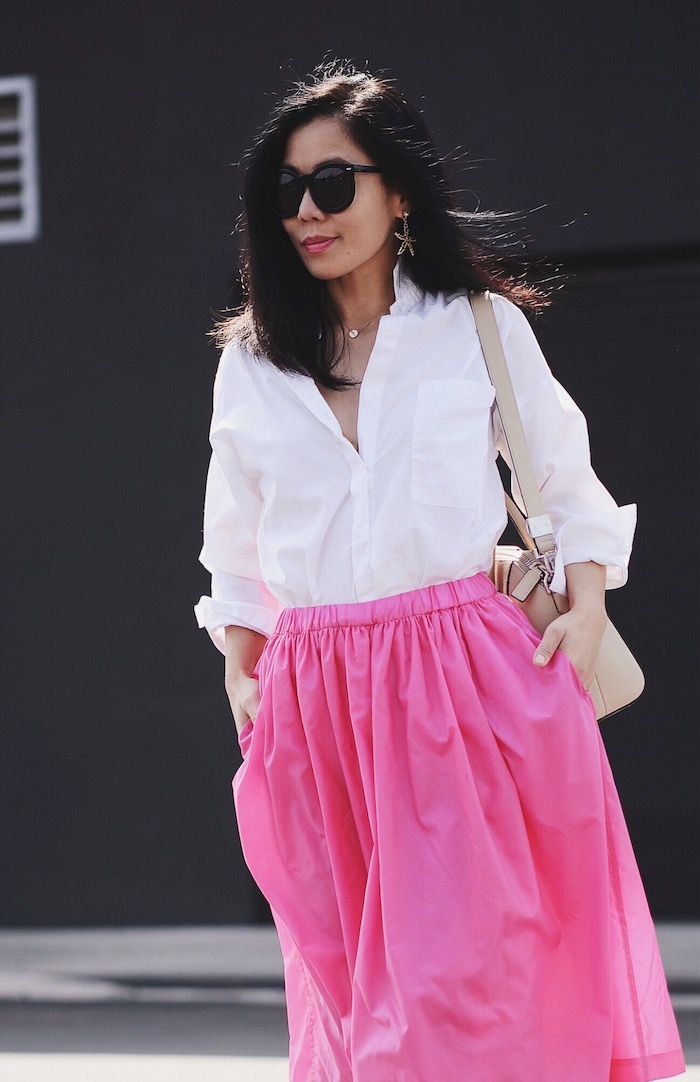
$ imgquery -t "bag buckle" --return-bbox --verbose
[540,549,556,593]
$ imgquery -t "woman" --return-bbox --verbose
[195,63,684,1081]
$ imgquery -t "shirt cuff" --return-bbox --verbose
[194,596,280,653]
[550,504,637,596]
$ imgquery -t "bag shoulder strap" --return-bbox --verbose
[468,290,556,556]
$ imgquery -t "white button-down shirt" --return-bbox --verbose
[195,267,636,651]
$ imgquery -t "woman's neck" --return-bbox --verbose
[325,258,397,330]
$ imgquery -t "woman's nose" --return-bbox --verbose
[297,185,324,220]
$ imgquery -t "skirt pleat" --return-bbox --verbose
[233,574,684,1082]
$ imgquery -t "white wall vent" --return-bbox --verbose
[0,76,40,243]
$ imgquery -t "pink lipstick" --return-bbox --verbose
[302,236,336,255]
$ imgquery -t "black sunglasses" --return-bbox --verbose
[268,163,383,218]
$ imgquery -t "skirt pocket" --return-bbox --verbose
[552,646,596,710]
[237,716,255,758]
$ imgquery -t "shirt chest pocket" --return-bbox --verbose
[410,379,496,509]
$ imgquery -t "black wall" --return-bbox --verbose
[1,1,698,925]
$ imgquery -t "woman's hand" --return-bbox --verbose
[225,671,262,736]
[533,607,607,689]
[532,561,607,689]
[224,625,267,735]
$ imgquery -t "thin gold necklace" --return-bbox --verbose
[344,307,389,339]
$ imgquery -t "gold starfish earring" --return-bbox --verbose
[394,210,416,257]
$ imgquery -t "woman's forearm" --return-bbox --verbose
[564,560,606,614]
[224,624,268,680]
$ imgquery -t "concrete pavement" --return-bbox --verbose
[0,925,697,1080]
[0,1054,289,1081]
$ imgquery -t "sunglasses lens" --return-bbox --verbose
[311,166,353,213]
[272,171,302,218]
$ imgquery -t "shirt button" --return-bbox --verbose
[366,397,375,406]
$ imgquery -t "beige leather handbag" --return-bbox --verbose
[469,291,645,721]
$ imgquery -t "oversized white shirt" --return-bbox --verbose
[195,266,636,652]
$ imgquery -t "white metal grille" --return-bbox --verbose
[0,76,40,243]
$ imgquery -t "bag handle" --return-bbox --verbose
[468,291,556,557]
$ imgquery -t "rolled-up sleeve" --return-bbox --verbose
[493,298,636,596]
[194,351,281,652]
[194,450,281,651]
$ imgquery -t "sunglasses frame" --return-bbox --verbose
[268,163,383,218]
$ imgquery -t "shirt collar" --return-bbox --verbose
[390,259,423,317]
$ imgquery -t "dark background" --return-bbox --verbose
[1,1,698,925]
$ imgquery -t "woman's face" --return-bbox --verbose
[279,117,408,285]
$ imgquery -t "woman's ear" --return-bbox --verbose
[388,186,411,219]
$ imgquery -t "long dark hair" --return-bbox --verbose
[218,60,550,390]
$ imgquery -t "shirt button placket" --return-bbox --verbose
[348,457,374,600]
[351,322,400,600]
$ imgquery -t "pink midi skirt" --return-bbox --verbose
[233,574,684,1082]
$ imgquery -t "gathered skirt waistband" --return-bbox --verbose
[273,572,496,634]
